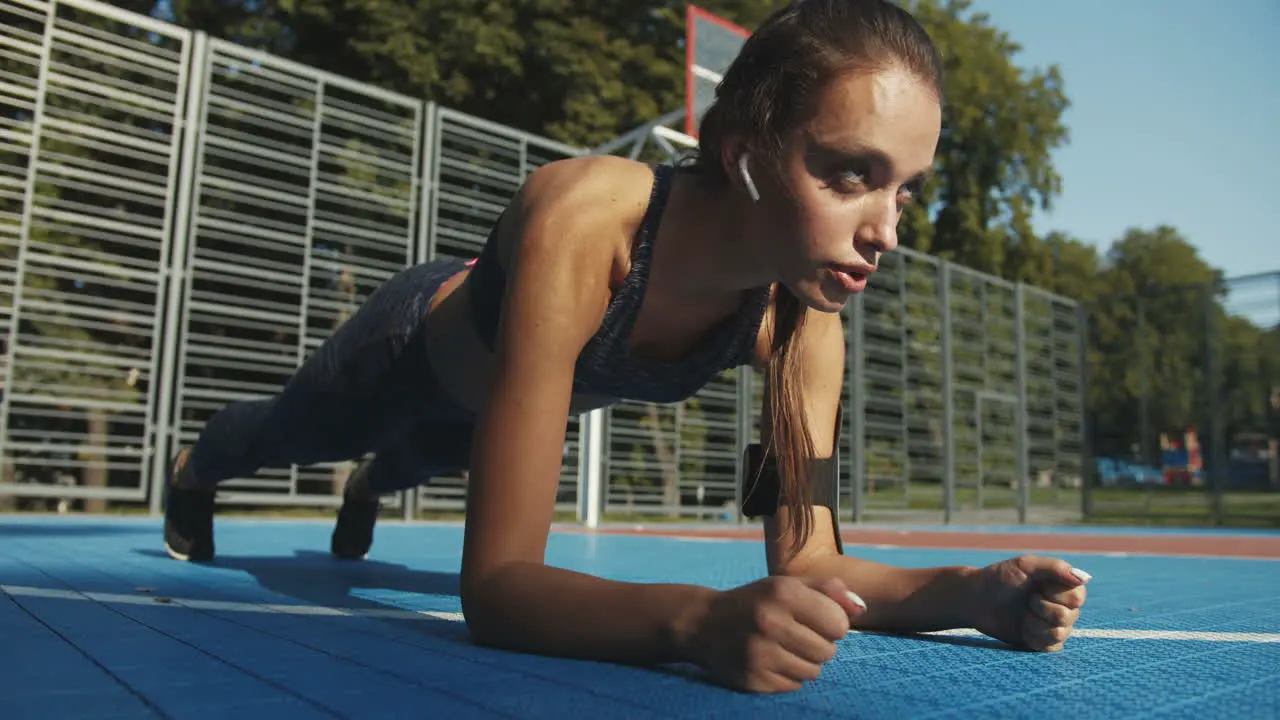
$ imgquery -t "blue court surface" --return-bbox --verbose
[2,516,1277,719]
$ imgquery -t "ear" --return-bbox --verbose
[718,137,759,202]
[738,154,761,202]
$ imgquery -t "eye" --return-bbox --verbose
[897,179,924,206]
[830,166,869,193]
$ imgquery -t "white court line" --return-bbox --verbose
[915,628,1280,643]
[5,584,1277,643]
[1,584,466,623]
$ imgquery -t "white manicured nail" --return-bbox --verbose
[1070,567,1092,583]
[846,591,868,610]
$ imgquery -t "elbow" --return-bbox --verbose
[459,561,523,648]
[462,611,503,649]
[459,572,501,646]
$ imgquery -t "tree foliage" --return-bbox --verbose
[899,0,1070,279]
[166,0,769,148]
[1084,226,1277,464]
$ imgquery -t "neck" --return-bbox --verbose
[653,168,778,304]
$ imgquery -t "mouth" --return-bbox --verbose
[829,263,875,292]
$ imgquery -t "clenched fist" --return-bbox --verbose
[969,554,1091,652]
[681,575,867,693]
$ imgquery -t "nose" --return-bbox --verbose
[853,192,899,253]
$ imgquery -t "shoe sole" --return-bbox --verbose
[164,540,192,562]
[163,448,215,563]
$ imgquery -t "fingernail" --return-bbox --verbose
[846,591,868,610]
[1070,567,1092,583]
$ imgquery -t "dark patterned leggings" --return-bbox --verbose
[185,259,477,494]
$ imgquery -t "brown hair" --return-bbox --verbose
[692,0,942,546]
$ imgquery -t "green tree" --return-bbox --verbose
[900,0,1070,281]
[165,0,774,149]
[1220,314,1278,444]
[1085,226,1220,459]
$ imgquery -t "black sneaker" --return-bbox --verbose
[331,460,380,560]
[163,451,216,562]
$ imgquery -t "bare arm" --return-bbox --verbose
[757,307,979,633]
[459,159,711,665]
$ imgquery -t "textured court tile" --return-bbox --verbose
[1,516,1278,719]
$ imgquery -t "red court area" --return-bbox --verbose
[576,526,1280,559]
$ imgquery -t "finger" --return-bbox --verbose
[1029,594,1080,627]
[798,576,868,622]
[1021,613,1073,652]
[1040,583,1088,610]
[750,669,804,694]
[775,617,839,666]
[765,641,825,685]
[790,579,858,641]
[1019,555,1092,588]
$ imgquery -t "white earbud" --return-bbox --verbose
[738,153,760,202]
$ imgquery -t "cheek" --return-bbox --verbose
[791,188,861,252]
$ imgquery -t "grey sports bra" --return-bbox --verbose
[466,164,771,405]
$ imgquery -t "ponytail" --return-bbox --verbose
[765,283,817,547]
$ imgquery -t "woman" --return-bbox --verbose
[163,0,1090,694]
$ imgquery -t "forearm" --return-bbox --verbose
[796,553,978,633]
[462,561,713,665]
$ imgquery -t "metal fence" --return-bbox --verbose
[163,35,427,515]
[0,0,1091,527]
[1083,272,1280,527]
[0,0,586,516]
[0,0,192,512]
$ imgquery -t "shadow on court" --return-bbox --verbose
[132,548,472,639]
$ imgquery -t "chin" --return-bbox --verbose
[786,277,852,314]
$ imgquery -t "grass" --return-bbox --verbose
[1086,486,1280,528]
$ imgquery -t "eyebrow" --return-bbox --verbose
[805,133,933,185]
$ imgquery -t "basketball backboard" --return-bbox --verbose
[685,5,750,138]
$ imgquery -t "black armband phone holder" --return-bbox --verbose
[739,406,844,554]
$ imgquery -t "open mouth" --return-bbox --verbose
[830,264,873,292]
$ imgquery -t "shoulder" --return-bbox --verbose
[519,154,657,207]
[495,156,663,278]
[515,155,659,239]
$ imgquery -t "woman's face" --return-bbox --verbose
[753,64,941,313]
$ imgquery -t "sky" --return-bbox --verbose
[969,0,1280,281]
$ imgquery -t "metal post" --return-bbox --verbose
[898,259,910,508]
[975,399,985,510]
[577,416,587,523]
[977,281,989,514]
[848,295,866,524]
[292,75,326,500]
[414,102,435,264]
[404,99,433,522]
[1077,302,1094,521]
[1014,283,1030,524]
[0,0,56,473]
[1204,282,1225,525]
[1138,300,1150,466]
[940,262,955,523]
[149,30,209,515]
[581,407,605,528]
[425,103,444,262]
[733,367,753,524]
